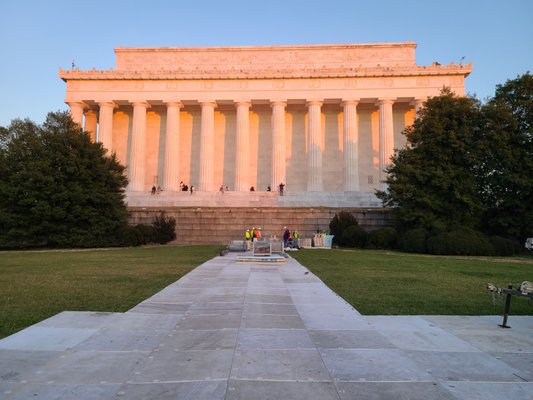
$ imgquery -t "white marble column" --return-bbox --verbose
[342,99,359,191]
[129,101,150,192]
[306,100,323,191]
[413,98,425,117]
[68,102,85,127]
[199,101,217,191]
[376,99,395,186]
[163,101,183,191]
[271,101,287,192]
[83,109,98,142]
[97,101,116,152]
[235,101,251,191]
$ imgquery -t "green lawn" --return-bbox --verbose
[0,245,222,339]
[2,246,532,340]
[291,249,533,316]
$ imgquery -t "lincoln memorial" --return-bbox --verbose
[60,42,471,227]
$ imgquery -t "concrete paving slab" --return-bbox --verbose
[309,330,396,349]
[31,351,149,384]
[1,252,531,400]
[130,349,234,382]
[490,352,533,381]
[108,313,181,332]
[230,349,332,381]
[366,315,439,331]
[128,302,191,314]
[245,287,290,296]
[379,328,483,352]
[320,349,433,382]
[203,294,246,303]
[160,329,238,350]
[187,302,243,312]
[244,293,294,304]
[290,294,350,306]
[226,380,340,400]
[422,315,505,331]
[202,287,247,296]
[34,311,120,329]
[454,330,533,352]
[442,382,533,400]
[0,350,61,382]
[112,381,227,400]
[335,381,457,400]
[148,293,206,302]
[0,382,120,400]
[241,313,306,329]
[243,303,299,315]
[405,350,525,382]
[0,327,98,351]
[176,314,242,330]
[296,305,369,330]
[236,329,314,350]
[285,283,340,296]
[73,329,167,351]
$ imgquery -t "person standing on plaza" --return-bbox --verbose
[283,227,290,248]
[279,182,285,196]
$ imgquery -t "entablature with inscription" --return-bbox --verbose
[60,42,472,82]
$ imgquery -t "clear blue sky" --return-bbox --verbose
[1,0,531,127]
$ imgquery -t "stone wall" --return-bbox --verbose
[128,207,393,245]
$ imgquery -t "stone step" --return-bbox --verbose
[126,191,383,208]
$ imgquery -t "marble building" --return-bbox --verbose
[60,42,471,208]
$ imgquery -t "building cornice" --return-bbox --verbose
[59,64,472,81]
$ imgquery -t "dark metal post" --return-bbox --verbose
[499,285,513,328]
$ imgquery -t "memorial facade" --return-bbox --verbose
[60,43,471,208]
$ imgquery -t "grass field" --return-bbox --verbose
[0,245,222,339]
[291,249,533,316]
[1,246,532,340]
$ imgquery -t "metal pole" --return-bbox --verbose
[499,285,513,328]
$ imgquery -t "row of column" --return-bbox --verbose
[69,99,424,192]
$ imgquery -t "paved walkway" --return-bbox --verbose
[1,253,532,399]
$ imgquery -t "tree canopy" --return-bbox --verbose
[377,88,484,233]
[0,111,129,248]
[377,73,533,243]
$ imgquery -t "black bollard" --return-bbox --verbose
[499,284,513,328]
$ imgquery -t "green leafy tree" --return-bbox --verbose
[377,89,484,233]
[477,73,533,240]
[0,111,129,248]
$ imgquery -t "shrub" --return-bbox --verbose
[489,236,515,256]
[426,228,494,256]
[340,225,369,248]
[329,211,359,244]
[135,224,155,245]
[399,228,428,253]
[368,227,398,249]
[118,225,144,247]
[152,213,177,244]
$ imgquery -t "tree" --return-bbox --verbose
[377,88,484,233]
[0,111,129,248]
[477,73,533,240]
